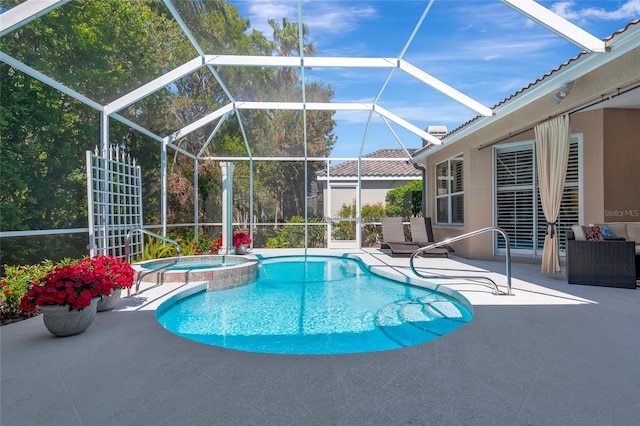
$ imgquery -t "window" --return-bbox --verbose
[494,137,580,256]
[435,154,463,224]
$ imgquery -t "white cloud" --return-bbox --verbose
[238,0,377,41]
[551,0,640,22]
[243,1,298,36]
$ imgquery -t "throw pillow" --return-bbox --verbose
[584,225,604,241]
[600,225,617,238]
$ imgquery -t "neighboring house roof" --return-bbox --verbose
[317,149,421,179]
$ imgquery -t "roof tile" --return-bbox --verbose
[318,149,421,178]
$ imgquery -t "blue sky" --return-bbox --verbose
[229,1,640,158]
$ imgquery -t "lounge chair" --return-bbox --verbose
[380,217,421,256]
[409,217,451,257]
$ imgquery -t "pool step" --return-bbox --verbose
[375,297,467,347]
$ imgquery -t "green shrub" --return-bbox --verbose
[385,180,422,220]
[131,237,182,262]
[361,202,387,246]
[331,202,356,241]
[266,216,326,248]
[0,258,75,323]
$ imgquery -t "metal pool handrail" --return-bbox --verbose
[125,228,181,295]
[409,227,513,296]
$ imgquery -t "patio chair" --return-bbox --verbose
[380,217,421,256]
[409,217,451,257]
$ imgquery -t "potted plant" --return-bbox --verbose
[18,256,134,335]
[82,256,134,311]
[232,231,252,255]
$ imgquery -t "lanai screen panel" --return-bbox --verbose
[117,67,230,139]
[217,65,296,103]
[0,0,193,105]
[234,108,307,158]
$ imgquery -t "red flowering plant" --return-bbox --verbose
[212,236,222,252]
[18,256,134,312]
[192,235,222,254]
[80,256,135,292]
[232,232,252,247]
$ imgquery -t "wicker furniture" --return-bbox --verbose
[566,230,637,289]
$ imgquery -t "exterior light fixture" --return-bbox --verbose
[551,82,574,104]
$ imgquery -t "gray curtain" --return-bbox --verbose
[535,115,571,273]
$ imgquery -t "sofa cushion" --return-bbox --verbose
[584,225,604,241]
[625,222,640,244]
[599,222,629,240]
[571,224,586,240]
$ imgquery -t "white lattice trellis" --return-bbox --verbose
[87,146,143,258]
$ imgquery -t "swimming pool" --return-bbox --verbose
[156,255,473,355]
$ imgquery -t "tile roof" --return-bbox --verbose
[432,19,640,144]
[317,149,421,178]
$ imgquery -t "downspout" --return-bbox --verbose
[413,163,427,217]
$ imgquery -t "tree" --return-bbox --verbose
[0,65,99,264]
[0,0,339,264]
[385,181,423,220]
[0,0,186,264]
[268,17,317,87]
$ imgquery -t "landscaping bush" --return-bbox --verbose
[0,258,75,324]
[266,216,326,248]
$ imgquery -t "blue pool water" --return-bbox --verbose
[156,256,473,355]
[142,259,241,271]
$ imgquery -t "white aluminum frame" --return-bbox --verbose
[87,146,143,258]
[0,0,614,250]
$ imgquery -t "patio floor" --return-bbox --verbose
[2,249,638,425]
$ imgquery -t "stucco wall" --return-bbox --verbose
[424,107,639,260]
[570,109,605,225]
[603,109,640,222]
[570,108,640,224]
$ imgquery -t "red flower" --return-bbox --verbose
[18,256,134,311]
[232,232,252,246]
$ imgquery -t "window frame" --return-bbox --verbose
[435,153,464,225]
[493,135,582,258]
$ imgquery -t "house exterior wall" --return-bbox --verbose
[603,109,640,222]
[570,109,605,225]
[424,107,640,261]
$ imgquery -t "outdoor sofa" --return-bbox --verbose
[566,222,639,289]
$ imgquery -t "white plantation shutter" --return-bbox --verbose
[496,137,580,256]
[435,154,464,225]
[495,146,535,251]
[451,157,464,223]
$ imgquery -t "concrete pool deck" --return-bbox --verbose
[1,249,639,425]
